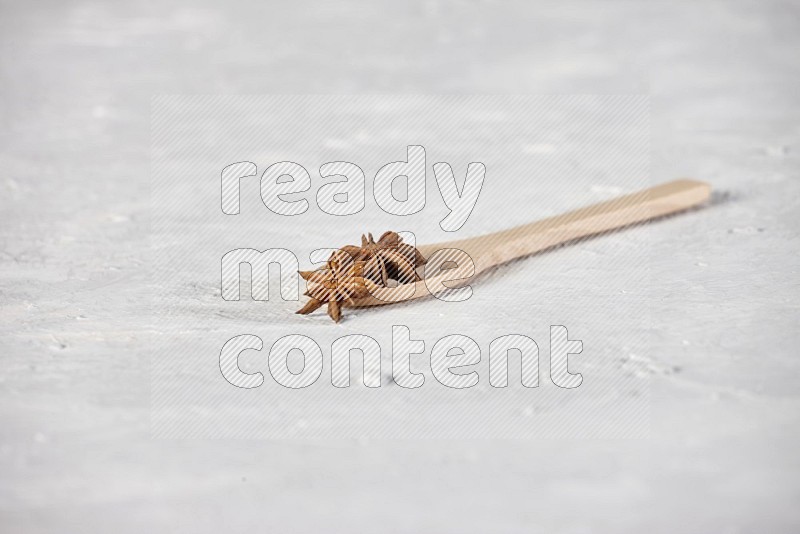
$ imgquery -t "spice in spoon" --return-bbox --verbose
[297,231,426,322]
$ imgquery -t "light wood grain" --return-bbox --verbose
[345,179,711,307]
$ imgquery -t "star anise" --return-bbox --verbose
[296,259,381,322]
[358,231,425,286]
[296,231,426,322]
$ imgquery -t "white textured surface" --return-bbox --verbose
[150,94,653,440]
[1,0,799,532]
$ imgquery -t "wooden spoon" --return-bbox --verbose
[344,179,711,308]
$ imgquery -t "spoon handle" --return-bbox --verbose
[425,179,711,273]
[348,179,711,307]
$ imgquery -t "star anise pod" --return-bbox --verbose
[358,231,426,286]
[296,231,426,322]
[296,259,381,322]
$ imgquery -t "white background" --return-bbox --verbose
[1,0,799,532]
[151,95,651,439]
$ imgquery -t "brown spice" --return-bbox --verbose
[296,231,426,322]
